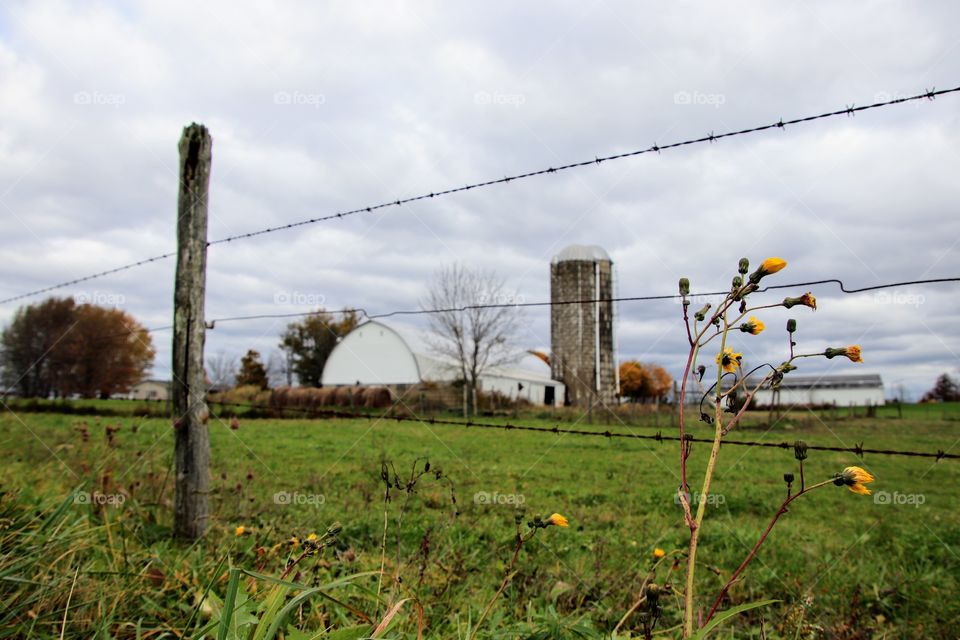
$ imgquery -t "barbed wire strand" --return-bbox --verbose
[27,394,948,461]
[207,276,960,325]
[2,85,956,307]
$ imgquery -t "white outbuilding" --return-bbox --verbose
[321,320,565,406]
[752,374,885,407]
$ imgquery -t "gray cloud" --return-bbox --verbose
[0,1,958,398]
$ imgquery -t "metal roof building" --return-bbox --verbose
[321,320,565,406]
[748,374,885,407]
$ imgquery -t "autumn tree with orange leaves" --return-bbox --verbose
[619,361,672,402]
[1,297,155,398]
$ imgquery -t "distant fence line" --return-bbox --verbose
[6,395,955,462]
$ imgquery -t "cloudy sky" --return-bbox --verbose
[1,1,957,398]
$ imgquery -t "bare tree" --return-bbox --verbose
[422,264,523,417]
[205,351,237,391]
[265,349,290,388]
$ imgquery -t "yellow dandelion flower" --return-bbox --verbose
[545,513,569,528]
[825,346,863,363]
[715,347,742,373]
[749,257,788,283]
[783,292,817,310]
[306,533,318,542]
[739,316,766,335]
[653,548,666,559]
[761,257,787,274]
[837,466,875,495]
[235,526,247,536]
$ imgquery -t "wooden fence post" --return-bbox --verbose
[172,123,212,540]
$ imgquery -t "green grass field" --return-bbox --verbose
[2,402,959,638]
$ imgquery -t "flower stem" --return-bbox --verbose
[704,479,832,623]
[469,533,525,640]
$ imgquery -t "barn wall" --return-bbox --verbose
[322,322,421,385]
[755,387,886,407]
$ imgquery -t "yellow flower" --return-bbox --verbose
[749,257,787,283]
[653,548,665,559]
[837,466,875,495]
[306,533,318,542]
[545,513,569,528]
[783,292,817,310]
[715,347,742,373]
[739,316,766,335]
[235,526,247,536]
[825,345,863,362]
[761,257,787,274]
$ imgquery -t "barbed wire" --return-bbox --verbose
[2,85,957,307]
[12,394,951,461]
[206,275,960,326]
[206,401,959,461]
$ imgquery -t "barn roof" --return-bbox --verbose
[722,373,883,390]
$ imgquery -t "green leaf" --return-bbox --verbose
[323,625,374,640]
[691,599,780,639]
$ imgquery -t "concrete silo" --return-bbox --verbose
[550,245,617,407]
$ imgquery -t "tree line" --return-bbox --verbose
[1,297,154,398]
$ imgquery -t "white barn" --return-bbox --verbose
[752,374,885,407]
[321,320,565,406]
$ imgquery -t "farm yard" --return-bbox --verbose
[3,402,959,637]
[2,3,960,638]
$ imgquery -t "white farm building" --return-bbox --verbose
[752,374,885,407]
[321,320,565,406]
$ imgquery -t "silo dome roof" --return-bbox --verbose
[552,244,611,263]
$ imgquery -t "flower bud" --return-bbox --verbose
[783,473,795,484]
[326,522,343,537]
[786,319,797,333]
[679,278,690,296]
[794,440,808,461]
[732,275,743,290]
[825,346,863,362]
[748,257,787,284]
[783,292,817,310]
[738,258,749,274]
[694,303,711,321]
